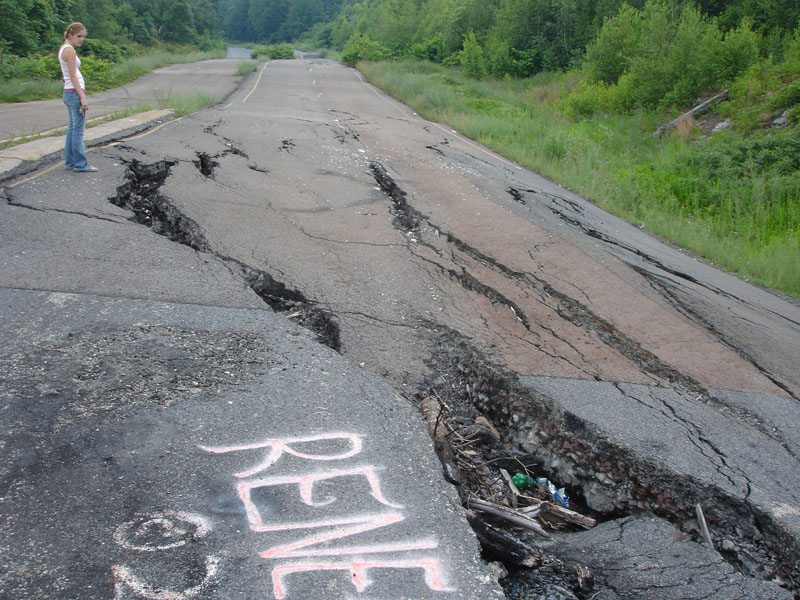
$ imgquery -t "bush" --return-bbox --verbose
[6,53,60,80]
[460,31,487,79]
[409,37,446,62]
[236,61,258,76]
[582,1,753,111]
[251,44,294,60]
[484,36,514,77]
[340,35,389,66]
[716,21,760,82]
[722,27,800,130]
[560,80,608,119]
[661,7,721,106]
[79,56,114,90]
[80,39,130,63]
[585,4,641,84]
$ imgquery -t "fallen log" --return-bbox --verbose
[653,89,730,138]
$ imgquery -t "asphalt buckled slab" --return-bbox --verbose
[519,375,800,535]
[0,288,504,599]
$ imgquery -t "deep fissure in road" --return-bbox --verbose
[367,165,798,597]
[109,159,340,351]
[423,333,799,596]
[108,157,796,598]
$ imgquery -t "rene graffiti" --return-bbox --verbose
[113,433,451,599]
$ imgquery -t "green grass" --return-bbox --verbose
[0,79,64,103]
[236,61,259,76]
[154,90,221,117]
[357,59,800,297]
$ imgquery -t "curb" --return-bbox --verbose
[0,109,173,184]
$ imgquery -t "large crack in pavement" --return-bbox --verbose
[369,164,798,597]
[104,152,797,598]
[530,186,800,403]
[427,331,798,598]
[109,159,340,351]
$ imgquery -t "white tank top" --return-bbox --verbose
[58,44,85,91]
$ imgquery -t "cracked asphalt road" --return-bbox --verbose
[2,57,799,598]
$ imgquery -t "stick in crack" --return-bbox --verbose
[468,496,553,540]
[696,503,714,548]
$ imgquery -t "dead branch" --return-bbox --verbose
[653,89,729,138]
[540,502,596,529]
[696,503,714,548]
[475,416,501,440]
[419,396,448,445]
[466,511,542,568]
[468,497,553,540]
[499,468,521,508]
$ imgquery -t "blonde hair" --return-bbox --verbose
[64,22,86,40]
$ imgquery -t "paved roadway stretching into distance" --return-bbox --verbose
[1,54,799,599]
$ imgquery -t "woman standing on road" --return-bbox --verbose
[58,22,97,172]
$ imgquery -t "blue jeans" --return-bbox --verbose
[62,89,91,171]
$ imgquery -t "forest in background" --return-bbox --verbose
[4,0,798,94]
[1,0,225,55]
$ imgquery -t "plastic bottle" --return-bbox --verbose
[512,472,535,490]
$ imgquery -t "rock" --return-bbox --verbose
[712,119,731,133]
[771,110,790,127]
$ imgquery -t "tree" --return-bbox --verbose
[161,0,198,44]
[0,0,40,56]
[279,0,326,40]
[225,0,255,41]
[71,0,123,41]
[249,0,290,41]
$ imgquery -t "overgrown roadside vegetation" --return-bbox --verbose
[353,4,799,298]
[250,43,295,60]
[0,46,227,104]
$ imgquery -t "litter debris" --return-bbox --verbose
[537,477,569,508]
[512,472,536,490]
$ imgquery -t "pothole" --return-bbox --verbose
[109,159,340,351]
[421,331,798,598]
[193,152,219,178]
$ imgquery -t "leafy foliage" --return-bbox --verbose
[569,1,763,113]
[460,31,487,79]
[340,34,390,66]
[0,0,225,60]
